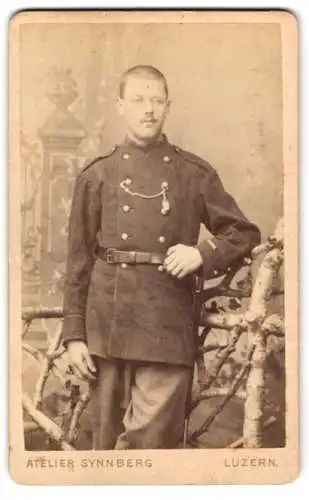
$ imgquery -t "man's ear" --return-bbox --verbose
[116,97,125,117]
[164,100,171,118]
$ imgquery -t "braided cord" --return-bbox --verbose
[120,180,166,199]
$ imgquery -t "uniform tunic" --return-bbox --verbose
[62,135,260,367]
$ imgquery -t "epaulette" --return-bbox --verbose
[172,144,212,172]
[81,145,118,172]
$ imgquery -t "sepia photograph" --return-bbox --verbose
[9,10,298,484]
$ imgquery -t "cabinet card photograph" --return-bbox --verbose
[9,10,298,485]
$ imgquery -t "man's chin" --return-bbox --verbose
[130,130,159,144]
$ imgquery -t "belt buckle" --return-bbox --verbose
[106,248,116,264]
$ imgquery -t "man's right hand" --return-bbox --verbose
[66,340,97,381]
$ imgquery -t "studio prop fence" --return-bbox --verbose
[22,218,284,450]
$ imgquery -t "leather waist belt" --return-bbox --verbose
[97,247,166,265]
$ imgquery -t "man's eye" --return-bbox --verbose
[152,99,164,105]
[131,97,143,103]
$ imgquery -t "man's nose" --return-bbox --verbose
[143,99,154,112]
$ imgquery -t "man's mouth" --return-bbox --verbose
[142,119,156,124]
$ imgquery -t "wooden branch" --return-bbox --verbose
[271,289,284,297]
[23,393,75,451]
[242,218,284,448]
[22,307,64,322]
[201,312,284,338]
[49,346,66,361]
[24,420,39,433]
[190,344,255,442]
[228,416,277,449]
[243,331,266,447]
[195,386,246,402]
[23,342,66,385]
[246,253,283,325]
[251,218,284,258]
[195,327,211,388]
[32,322,63,408]
[23,342,43,362]
[262,314,285,338]
[67,388,90,443]
[201,311,246,331]
[23,320,32,338]
[199,342,229,354]
[199,326,244,392]
[32,360,50,409]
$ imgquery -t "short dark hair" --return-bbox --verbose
[119,65,169,99]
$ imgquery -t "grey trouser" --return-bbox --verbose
[90,357,191,450]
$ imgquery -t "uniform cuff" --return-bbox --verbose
[61,314,87,347]
[196,238,221,279]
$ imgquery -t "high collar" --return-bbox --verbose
[120,133,168,152]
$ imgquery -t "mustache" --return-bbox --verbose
[141,116,157,123]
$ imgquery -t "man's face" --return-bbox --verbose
[117,76,170,143]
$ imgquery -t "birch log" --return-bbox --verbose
[242,219,284,447]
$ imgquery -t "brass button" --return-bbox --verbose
[163,155,170,163]
[123,177,132,186]
[121,233,129,241]
[161,181,168,189]
[121,263,127,269]
[158,265,164,272]
[122,205,130,213]
[123,153,130,160]
[213,269,219,276]
[158,236,166,244]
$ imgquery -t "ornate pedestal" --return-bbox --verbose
[39,69,85,310]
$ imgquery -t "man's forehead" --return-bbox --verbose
[124,75,166,94]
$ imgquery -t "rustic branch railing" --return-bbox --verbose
[22,218,284,450]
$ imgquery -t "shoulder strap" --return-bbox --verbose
[81,145,118,172]
[171,144,212,172]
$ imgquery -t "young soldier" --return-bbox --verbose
[62,65,261,449]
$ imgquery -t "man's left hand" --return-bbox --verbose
[164,244,203,279]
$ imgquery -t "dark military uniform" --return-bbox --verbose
[62,134,260,448]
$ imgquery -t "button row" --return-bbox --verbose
[212,267,231,277]
[121,233,166,243]
[120,263,165,272]
[122,153,171,163]
[123,177,170,188]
